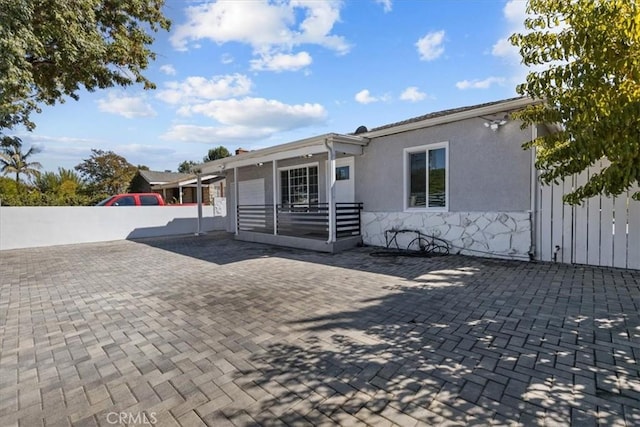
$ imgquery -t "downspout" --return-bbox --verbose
[529,124,538,261]
[324,138,336,244]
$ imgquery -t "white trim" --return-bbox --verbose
[233,167,239,235]
[326,143,336,243]
[403,141,449,212]
[199,133,368,174]
[272,159,278,236]
[277,161,319,172]
[276,162,320,205]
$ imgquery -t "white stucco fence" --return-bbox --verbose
[0,205,227,250]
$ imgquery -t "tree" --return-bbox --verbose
[0,136,42,185]
[510,0,640,204]
[34,167,89,205]
[0,1,170,132]
[203,146,231,162]
[75,149,136,195]
[177,160,199,174]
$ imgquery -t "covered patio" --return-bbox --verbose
[200,133,369,252]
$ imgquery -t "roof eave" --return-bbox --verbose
[363,97,541,138]
[200,133,368,174]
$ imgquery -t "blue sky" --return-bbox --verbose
[17,0,529,173]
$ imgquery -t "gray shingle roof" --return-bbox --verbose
[367,96,527,133]
[138,170,192,184]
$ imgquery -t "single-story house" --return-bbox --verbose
[130,170,224,204]
[151,174,225,205]
[199,96,550,257]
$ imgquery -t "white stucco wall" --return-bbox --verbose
[0,205,227,250]
[362,211,532,259]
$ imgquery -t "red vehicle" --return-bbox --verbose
[96,193,165,206]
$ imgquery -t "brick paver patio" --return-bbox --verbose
[1,232,639,426]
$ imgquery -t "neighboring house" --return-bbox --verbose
[151,174,225,205]
[198,97,545,256]
[129,170,191,198]
[130,170,224,204]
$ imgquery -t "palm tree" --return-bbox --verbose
[0,136,42,185]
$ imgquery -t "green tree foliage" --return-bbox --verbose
[33,167,89,205]
[75,149,136,196]
[177,160,199,173]
[0,136,42,185]
[511,0,640,204]
[0,176,43,206]
[0,0,170,132]
[203,146,231,162]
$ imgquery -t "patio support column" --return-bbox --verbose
[195,173,203,236]
[234,167,239,235]
[325,139,336,243]
[179,186,183,204]
[529,124,538,259]
[272,160,278,235]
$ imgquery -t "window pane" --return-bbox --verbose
[116,196,136,206]
[308,166,318,204]
[140,195,159,205]
[409,152,426,207]
[280,171,289,204]
[336,166,349,181]
[290,167,307,204]
[428,148,446,207]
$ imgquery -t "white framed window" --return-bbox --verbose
[404,142,449,211]
[278,162,319,205]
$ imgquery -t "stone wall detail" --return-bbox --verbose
[361,211,531,259]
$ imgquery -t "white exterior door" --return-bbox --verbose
[334,157,355,203]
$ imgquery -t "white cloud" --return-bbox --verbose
[159,64,177,76]
[163,97,328,144]
[416,30,445,61]
[455,77,506,90]
[221,53,234,64]
[156,74,252,105]
[355,89,378,104]
[171,0,350,70]
[96,93,156,118]
[250,51,313,72]
[114,144,175,156]
[375,0,392,13]
[491,0,527,60]
[400,86,427,102]
[161,124,275,144]
[181,97,327,129]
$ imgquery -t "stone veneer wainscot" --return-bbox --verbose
[361,211,531,258]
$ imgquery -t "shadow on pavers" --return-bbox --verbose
[134,233,640,425]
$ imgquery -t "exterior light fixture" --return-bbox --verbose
[256,162,264,167]
[483,116,509,132]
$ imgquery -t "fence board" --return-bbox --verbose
[573,171,589,265]
[539,179,553,261]
[628,191,640,270]
[561,176,574,263]
[549,177,563,262]
[600,192,614,267]
[613,193,629,268]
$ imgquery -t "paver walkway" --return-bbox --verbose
[1,232,639,426]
